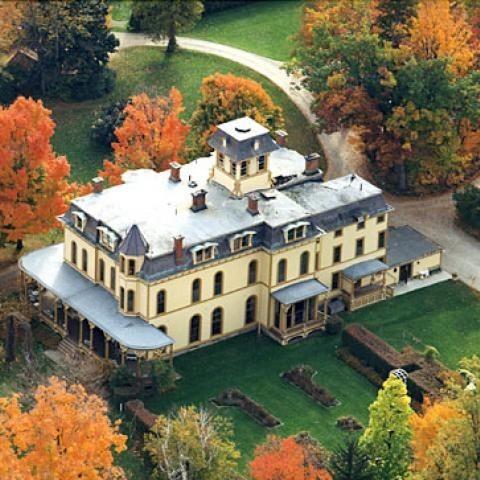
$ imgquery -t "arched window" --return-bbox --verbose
[192,279,201,303]
[214,272,223,296]
[158,325,167,334]
[120,287,125,309]
[127,290,135,312]
[189,315,201,343]
[71,241,77,264]
[248,260,257,285]
[245,296,257,324]
[81,249,88,272]
[300,251,309,275]
[110,267,116,291]
[211,308,223,336]
[99,259,105,283]
[277,259,287,283]
[157,290,166,314]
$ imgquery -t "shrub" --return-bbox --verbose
[91,98,129,148]
[67,67,116,102]
[325,315,343,335]
[151,359,176,393]
[109,365,134,390]
[336,415,363,432]
[454,185,480,229]
[423,345,440,363]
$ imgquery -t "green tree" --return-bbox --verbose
[360,375,413,480]
[144,405,240,480]
[328,436,374,480]
[15,0,118,99]
[131,0,203,54]
[375,0,418,46]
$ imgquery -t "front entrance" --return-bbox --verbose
[399,263,412,283]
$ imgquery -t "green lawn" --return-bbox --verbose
[49,47,320,184]
[145,280,480,469]
[111,1,132,22]
[190,1,302,61]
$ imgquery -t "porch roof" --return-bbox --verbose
[342,259,388,281]
[272,279,329,305]
[19,244,173,351]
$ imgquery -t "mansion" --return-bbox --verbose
[20,117,443,364]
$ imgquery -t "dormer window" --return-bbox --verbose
[253,139,260,150]
[218,153,224,168]
[222,136,227,148]
[283,221,310,243]
[230,231,256,252]
[72,211,87,232]
[97,226,118,252]
[191,242,218,264]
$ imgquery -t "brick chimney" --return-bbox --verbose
[191,189,208,212]
[247,193,259,215]
[304,153,321,176]
[169,162,181,183]
[91,177,104,194]
[173,235,184,265]
[275,129,288,147]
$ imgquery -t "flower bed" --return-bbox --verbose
[282,365,339,407]
[213,388,281,428]
[336,415,363,432]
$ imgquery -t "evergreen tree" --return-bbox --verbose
[329,436,374,480]
[131,0,203,54]
[360,375,413,480]
[375,0,418,46]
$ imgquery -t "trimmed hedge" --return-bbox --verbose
[282,365,338,407]
[336,347,384,388]
[213,388,281,427]
[125,399,158,432]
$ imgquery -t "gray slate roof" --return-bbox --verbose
[208,117,279,162]
[19,244,173,350]
[119,224,149,256]
[342,259,388,281]
[272,279,329,305]
[386,225,442,267]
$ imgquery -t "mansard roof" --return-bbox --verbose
[119,224,148,256]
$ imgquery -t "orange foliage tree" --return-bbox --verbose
[112,88,189,172]
[405,0,475,75]
[0,377,127,480]
[250,435,331,480]
[0,1,22,54]
[0,96,73,249]
[189,73,284,157]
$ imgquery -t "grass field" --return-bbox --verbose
[49,47,320,184]
[145,280,480,468]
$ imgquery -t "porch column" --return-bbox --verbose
[104,334,111,359]
[382,271,387,295]
[88,321,95,351]
[53,299,58,325]
[120,346,128,366]
[323,296,328,322]
[78,317,84,347]
[63,307,69,335]
[280,304,288,333]
[313,296,320,322]
[169,344,174,366]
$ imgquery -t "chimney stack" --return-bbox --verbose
[304,153,321,176]
[191,189,208,212]
[275,129,288,147]
[169,162,182,183]
[247,193,259,216]
[92,177,104,194]
[173,235,184,265]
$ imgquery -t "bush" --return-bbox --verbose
[109,366,135,390]
[151,359,176,393]
[91,98,129,148]
[67,67,116,101]
[423,345,440,363]
[325,315,343,335]
[336,415,363,432]
[454,185,480,230]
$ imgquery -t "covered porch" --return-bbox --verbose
[19,244,174,367]
[341,259,388,311]
[269,279,329,345]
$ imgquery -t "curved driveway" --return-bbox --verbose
[115,32,480,291]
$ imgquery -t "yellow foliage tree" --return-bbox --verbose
[0,377,127,480]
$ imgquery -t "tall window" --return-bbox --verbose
[333,245,342,264]
[300,251,309,275]
[120,256,125,273]
[157,290,166,314]
[248,260,258,285]
[214,272,223,296]
[211,308,223,336]
[71,241,77,264]
[245,296,256,324]
[189,315,201,343]
[128,259,135,276]
[240,161,248,177]
[120,287,125,309]
[192,279,201,303]
[378,231,386,249]
[277,259,287,283]
[110,267,116,291]
[127,290,135,312]
[258,155,265,171]
[99,259,105,283]
[356,238,364,256]
[81,249,88,272]
[332,272,340,290]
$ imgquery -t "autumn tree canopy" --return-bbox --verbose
[112,88,190,173]
[190,73,284,157]
[0,96,73,248]
[0,377,126,480]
